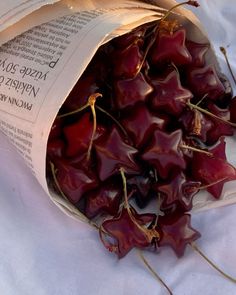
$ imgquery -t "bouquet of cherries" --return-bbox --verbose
[46,1,236,290]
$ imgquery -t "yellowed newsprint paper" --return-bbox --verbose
[0,0,234,221]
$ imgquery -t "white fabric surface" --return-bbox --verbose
[0,1,236,294]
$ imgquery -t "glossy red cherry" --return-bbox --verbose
[114,72,153,110]
[157,213,201,257]
[150,69,193,116]
[94,127,140,181]
[186,40,209,67]
[150,29,192,66]
[141,129,186,179]
[121,104,167,148]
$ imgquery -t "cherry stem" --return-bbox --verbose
[220,46,236,86]
[138,250,173,295]
[187,101,236,128]
[96,105,129,139]
[161,1,199,23]
[86,93,101,161]
[58,103,89,119]
[191,242,236,284]
[196,93,208,106]
[180,144,213,156]
[119,167,159,242]
[199,177,229,190]
[49,161,99,228]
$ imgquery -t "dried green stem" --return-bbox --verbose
[138,250,173,295]
[220,46,236,86]
[187,101,236,127]
[180,144,213,156]
[199,177,229,190]
[96,105,129,139]
[191,242,236,284]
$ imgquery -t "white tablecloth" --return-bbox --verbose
[0,1,236,294]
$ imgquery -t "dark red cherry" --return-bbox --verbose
[101,207,155,258]
[114,72,153,110]
[121,104,167,148]
[150,29,192,66]
[157,213,201,257]
[62,74,100,112]
[179,109,214,142]
[112,44,143,79]
[54,158,99,204]
[150,70,193,116]
[186,40,209,67]
[191,144,236,199]
[85,181,121,219]
[63,112,106,158]
[186,65,226,101]
[94,127,140,181]
[47,139,65,159]
[155,172,200,211]
[127,174,153,209]
[206,102,234,145]
[141,129,186,179]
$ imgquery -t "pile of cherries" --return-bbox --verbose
[47,15,236,259]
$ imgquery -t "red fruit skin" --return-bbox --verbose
[186,65,226,101]
[114,72,153,110]
[141,129,186,179]
[63,112,106,158]
[47,139,65,159]
[185,40,209,67]
[102,207,155,258]
[94,127,140,181]
[150,29,192,66]
[85,182,121,219]
[62,75,100,112]
[157,213,201,257]
[150,70,193,116]
[54,159,99,204]
[191,149,236,199]
[121,104,167,148]
[179,109,214,143]
[112,44,143,79]
[206,103,234,145]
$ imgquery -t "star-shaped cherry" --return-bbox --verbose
[141,129,186,179]
[191,139,236,199]
[85,181,121,219]
[155,172,200,211]
[206,102,234,145]
[121,104,168,148]
[47,139,65,159]
[54,158,99,204]
[112,44,143,79]
[186,65,226,101]
[63,112,106,158]
[179,109,214,142]
[94,127,140,181]
[128,174,153,209]
[157,213,201,257]
[150,70,193,116]
[186,40,209,67]
[114,72,153,110]
[150,29,192,66]
[101,206,156,258]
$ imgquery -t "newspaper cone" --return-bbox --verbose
[0,0,235,222]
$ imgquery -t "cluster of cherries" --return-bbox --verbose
[47,12,236,260]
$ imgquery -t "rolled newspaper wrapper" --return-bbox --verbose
[0,0,235,222]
